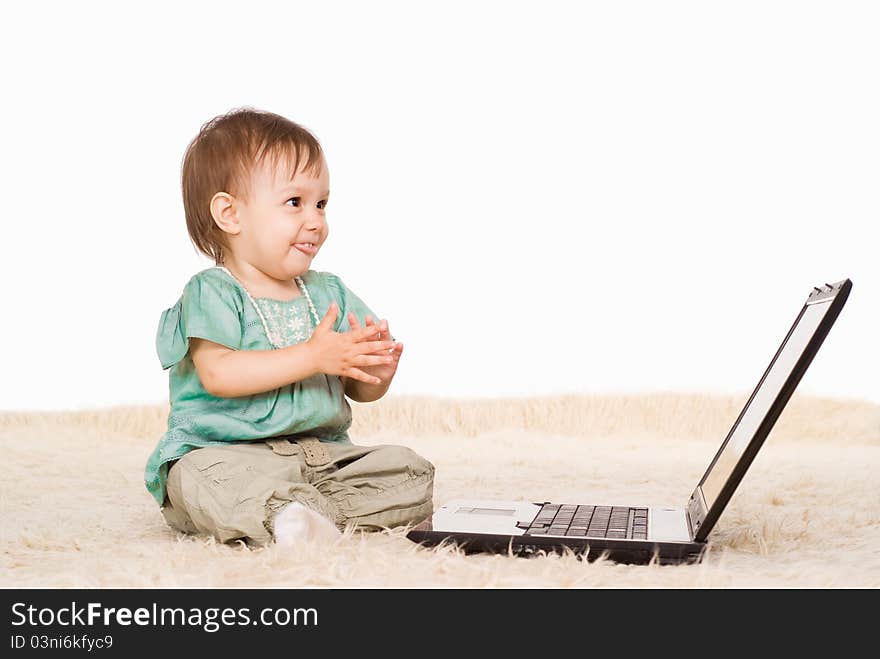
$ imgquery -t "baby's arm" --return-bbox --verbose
[191,338,313,398]
[192,303,395,398]
[343,375,391,403]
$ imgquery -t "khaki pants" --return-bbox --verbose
[161,439,435,546]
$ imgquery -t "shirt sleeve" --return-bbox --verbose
[155,271,245,370]
[321,272,392,338]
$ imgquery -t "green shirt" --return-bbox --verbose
[144,267,380,506]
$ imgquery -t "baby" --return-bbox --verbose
[144,107,435,547]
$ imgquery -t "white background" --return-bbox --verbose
[2,1,877,411]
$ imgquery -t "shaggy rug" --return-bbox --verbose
[2,393,878,588]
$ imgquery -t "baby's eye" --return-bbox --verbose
[317,199,328,210]
[286,197,301,207]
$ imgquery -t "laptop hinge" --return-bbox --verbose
[686,488,708,541]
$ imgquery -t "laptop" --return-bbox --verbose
[407,278,852,564]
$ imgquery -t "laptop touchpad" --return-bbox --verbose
[456,507,516,516]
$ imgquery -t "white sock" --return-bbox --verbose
[273,502,341,547]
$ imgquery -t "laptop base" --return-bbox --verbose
[407,519,707,565]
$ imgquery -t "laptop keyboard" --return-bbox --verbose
[520,504,649,540]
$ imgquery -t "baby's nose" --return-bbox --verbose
[305,210,326,229]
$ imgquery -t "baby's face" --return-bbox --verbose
[233,156,330,281]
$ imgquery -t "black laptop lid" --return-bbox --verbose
[686,279,852,542]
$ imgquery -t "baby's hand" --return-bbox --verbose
[347,312,404,384]
[306,303,396,385]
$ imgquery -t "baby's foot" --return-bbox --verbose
[273,502,341,547]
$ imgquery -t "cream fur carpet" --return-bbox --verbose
[2,393,879,588]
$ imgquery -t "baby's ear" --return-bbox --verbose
[210,191,241,236]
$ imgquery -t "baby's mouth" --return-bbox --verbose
[293,242,318,256]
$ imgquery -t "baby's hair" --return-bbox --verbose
[181,106,325,265]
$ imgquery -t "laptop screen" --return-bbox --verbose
[698,296,837,510]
